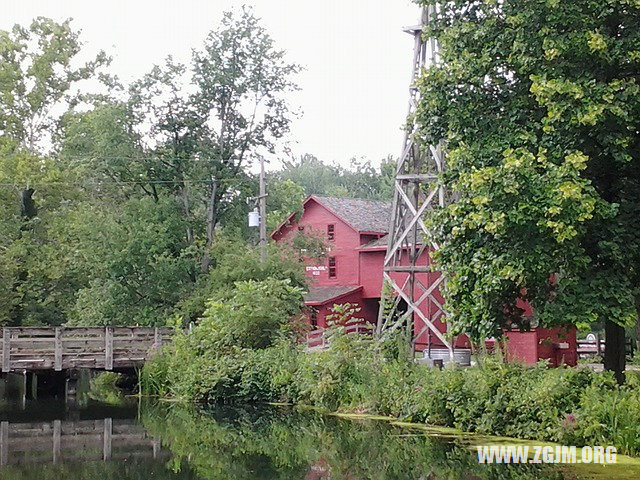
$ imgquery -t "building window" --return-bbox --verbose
[328,257,337,278]
[310,308,318,328]
[327,224,335,241]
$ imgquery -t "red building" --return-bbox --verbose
[272,195,577,366]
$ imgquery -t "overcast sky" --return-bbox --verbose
[3,0,421,169]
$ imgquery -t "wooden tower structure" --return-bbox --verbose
[376,6,453,357]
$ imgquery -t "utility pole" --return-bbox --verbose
[258,156,267,262]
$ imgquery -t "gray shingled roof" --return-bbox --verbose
[311,196,391,233]
[360,233,422,250]
[304,285,362,305]
[360,235,389,249]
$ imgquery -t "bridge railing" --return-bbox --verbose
[0,327,173,373]
[0,418,165,465]
[306,322,373,351]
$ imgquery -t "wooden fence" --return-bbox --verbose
[306,323,372,351]
[0,327,173,373]
[577,336,635,358]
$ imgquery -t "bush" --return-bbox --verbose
[145,292,640,456]
[89,371,124,404]
[564,373,640,455]
[142,277,305,402]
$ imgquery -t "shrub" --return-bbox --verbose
[142,277,305,402]
[144,287,640,456]
[89,371,124,404]
[565,373,640,455]
[294,329,375,410]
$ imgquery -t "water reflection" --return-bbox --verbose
[143,404,565,480]
[0,375,638,479]
[0,374,198,479]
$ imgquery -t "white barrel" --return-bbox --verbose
[423,348,471,367]
[248,209,260,227]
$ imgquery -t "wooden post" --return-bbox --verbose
[0,421,8,466]
[152,438,160,459]
[2,329,10,373]
[596,332,602,356]
[105,327,113,371]
[53,419,61,464]
[20,371,26,409]
[54,327,62,371]
[103,418,112,461]
[29,372,37,400]
[154,327,162,348]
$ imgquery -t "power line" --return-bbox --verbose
[62,155,225,163]
[0,177,255,188]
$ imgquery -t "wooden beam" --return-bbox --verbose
[384,266,432,272]
[53,420,61,464]
[2,329,10,373]
[103,418,112,461]
[0,421,8,466]
[396,174,438,181]
[105,327,113,371]
[54,328,62,371]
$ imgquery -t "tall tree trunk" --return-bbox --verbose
[604,319,626,385]
[200,179,218,273]
[20,188,37,222]
[179,186,194,245]
[11,187,38,325]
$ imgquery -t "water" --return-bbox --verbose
[0,374,637,479]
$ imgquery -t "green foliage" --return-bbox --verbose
[265,179,306,233]
[142,276,305,402]
[141,403,568,480]
[173,236,308,323]
[563,372,640,454]
[0,17,109,151]
[88,372,124,405]
[0,12,392,329]
[272,154,395,200]
[0,11,306,327]
[150,318,640,456]
[194,278,304,351]
[416,0,640,342]
[295,327,375,411]
[61,197,197,326]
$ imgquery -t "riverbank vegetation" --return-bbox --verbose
[142,403,581,480]
[143,281,640,457]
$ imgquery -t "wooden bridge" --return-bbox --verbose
[0,418,166,466]
[0,327,173,373]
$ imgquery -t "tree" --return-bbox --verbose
[266,178,306,232]
[0,18,108,325]
[274,154,395,200]
[0,18,109,151]
[125,8,301,272]
[417,0,640,382]
[0,17,108,217]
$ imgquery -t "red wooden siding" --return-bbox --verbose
[272,195,576,366]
